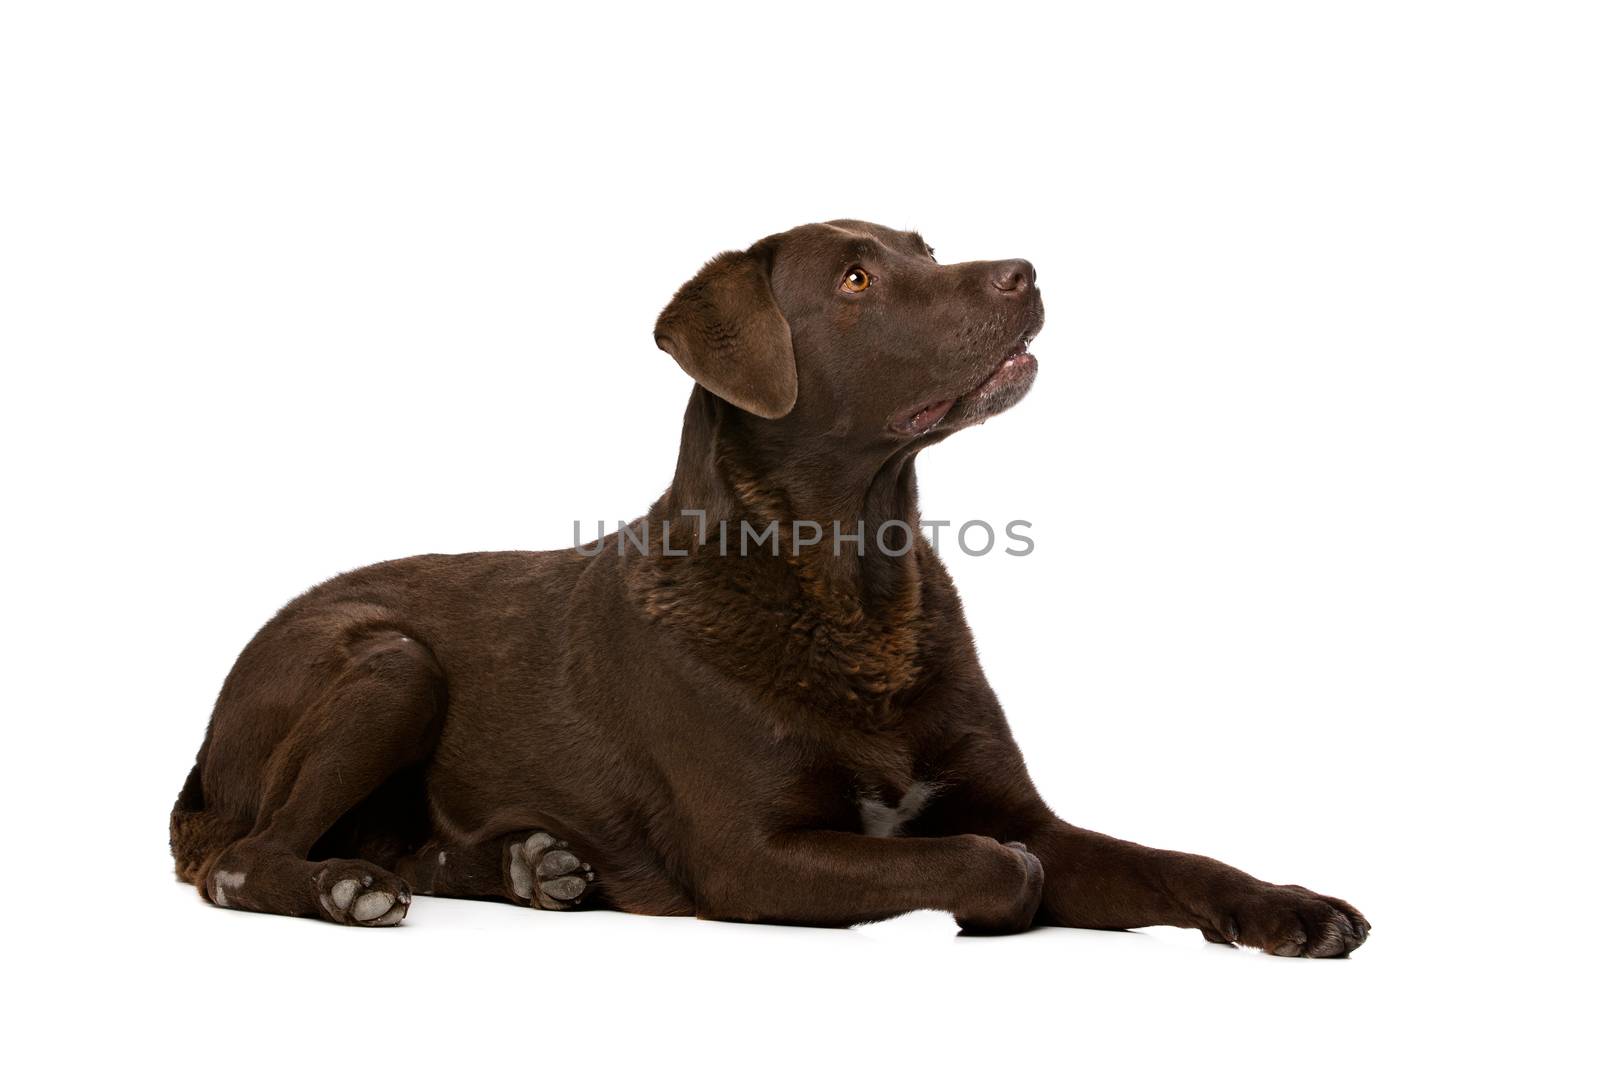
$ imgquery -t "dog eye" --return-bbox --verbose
[841,268,872,293]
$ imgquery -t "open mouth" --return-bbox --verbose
[895,338,1039,436]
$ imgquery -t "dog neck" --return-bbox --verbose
[658,387,926,608]
[634,387,930,720]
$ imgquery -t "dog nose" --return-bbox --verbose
[990,259,1035,294]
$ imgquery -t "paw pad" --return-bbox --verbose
[507,831,594,910]
[316,865,410,927]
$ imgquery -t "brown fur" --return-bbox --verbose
[171,220,1368,954]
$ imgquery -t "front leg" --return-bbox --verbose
[1025,820,1370,957]
[927,727,1370,956]
[695,830,1043,934]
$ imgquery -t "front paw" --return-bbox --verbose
[955,840,1044,936]
[1201,883,1369,958]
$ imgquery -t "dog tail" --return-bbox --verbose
[169,749,242,886]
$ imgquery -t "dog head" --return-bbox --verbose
[655,221,1042,447]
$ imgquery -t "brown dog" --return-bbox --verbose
[171,220,1368,955]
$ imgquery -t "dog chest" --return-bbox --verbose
[857,780,938,837]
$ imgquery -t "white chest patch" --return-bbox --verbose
[858,781,937,837]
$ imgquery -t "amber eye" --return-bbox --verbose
[841,268,872,293]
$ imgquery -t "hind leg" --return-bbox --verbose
[199,631,444,926]
[401,831,596,910]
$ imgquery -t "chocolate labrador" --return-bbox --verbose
[171,220,1369,956]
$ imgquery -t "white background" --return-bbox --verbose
[4,2,1596,1063]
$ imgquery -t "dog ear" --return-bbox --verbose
[654,249,797,419]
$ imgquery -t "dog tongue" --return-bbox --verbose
[906,398,956,434]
